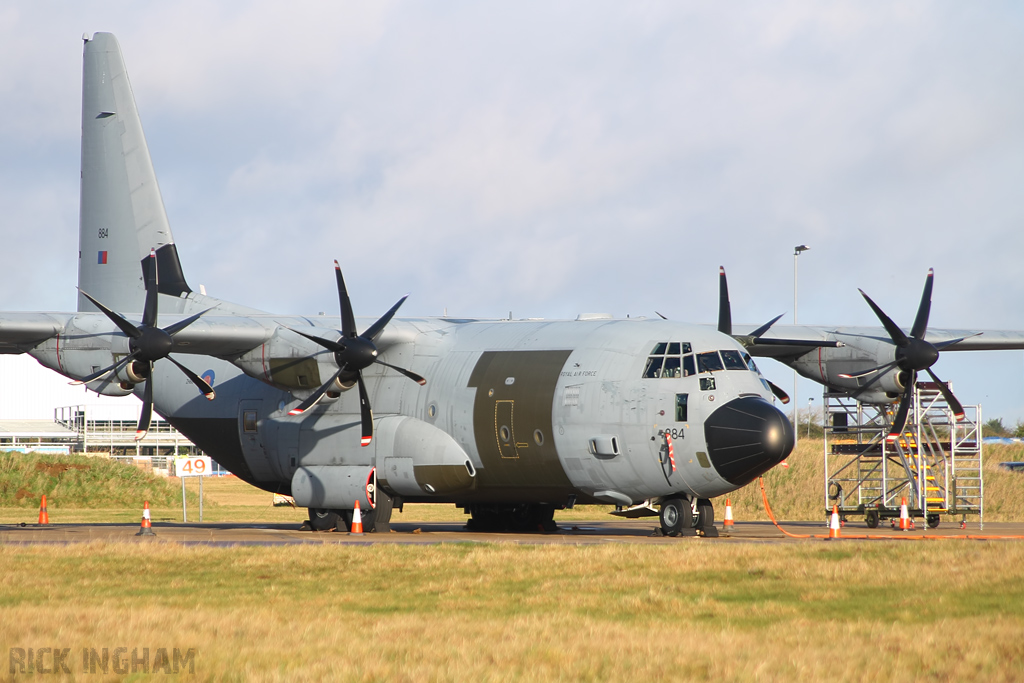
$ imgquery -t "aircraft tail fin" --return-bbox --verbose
[78,32,190,314]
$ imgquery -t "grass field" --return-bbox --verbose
[2,446,1024,680]
[2,542,1023,681]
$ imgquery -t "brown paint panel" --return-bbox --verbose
[468,350,574,490]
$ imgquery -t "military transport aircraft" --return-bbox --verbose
[3,33,1024,537]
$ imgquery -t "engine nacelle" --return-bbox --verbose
[790,334,906,404]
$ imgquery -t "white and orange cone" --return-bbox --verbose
[899,497,910,531]
[38,495,49,525]
[723,498,734,533]
[136,500,156,536]
[828,505,841,539]
[350,500,364,535]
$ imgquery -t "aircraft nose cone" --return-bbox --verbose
[703,396,794,487]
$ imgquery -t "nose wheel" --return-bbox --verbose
[659,496,696,537]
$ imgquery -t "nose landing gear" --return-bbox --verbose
[659,496,718,537]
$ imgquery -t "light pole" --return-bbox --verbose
[807,397,814,439]
[793,244,809,446]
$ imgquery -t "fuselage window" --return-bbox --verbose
[697,351,724,373]
[663,356,681,378]
[667,342,681,355]
[720,349,747,371]
[675,394,688,422]
[682,354,696,377]
[650,342,668,355]
[643,355,665,378]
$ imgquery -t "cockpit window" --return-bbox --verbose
[742,352,759,373]
[642,342,695,379]
[697,351,724,373]
[720,350,747,371]
[643,356,664,378]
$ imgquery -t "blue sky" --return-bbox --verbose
[2,2,1024,422]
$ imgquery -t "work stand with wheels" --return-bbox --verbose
[823,382,984,530]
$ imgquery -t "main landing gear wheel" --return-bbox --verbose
[307,508,342,531]
[659,497,695,537]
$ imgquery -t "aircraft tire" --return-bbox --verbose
[694,499,714,529]
[659,497,692,537]
[307,508,341,532]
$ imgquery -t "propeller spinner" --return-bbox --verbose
[72,249,214,439]
[286,261,426,447]
[842,269,966,440]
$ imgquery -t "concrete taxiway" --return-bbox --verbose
[3,519,1023,546]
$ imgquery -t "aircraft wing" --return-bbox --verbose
[735,323,1024,359]
[0,313,66,353]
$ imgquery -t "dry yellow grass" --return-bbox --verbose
[1,542,1023,681]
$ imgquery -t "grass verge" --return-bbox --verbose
[1,542,1023,681]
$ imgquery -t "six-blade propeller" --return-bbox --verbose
[73,257,967,447]
[841,269,966,440]
[286,260,426,447]
[72,249,214,439]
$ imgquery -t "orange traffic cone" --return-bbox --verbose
[38,495,49,525]
[136,500,156,536]
[828,505,841,539]
[723,499,734,533]
[350,500,364,535]
[899,497,910,531]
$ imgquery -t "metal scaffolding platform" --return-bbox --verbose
[823,382,983,530]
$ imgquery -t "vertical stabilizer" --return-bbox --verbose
[78,33,190,314]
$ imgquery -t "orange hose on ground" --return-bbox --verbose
[756,477,1024,541]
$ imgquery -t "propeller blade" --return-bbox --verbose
[749,314,785,340]
[654,311,668,320]
[910,268,934,340]
[287,368,344,416]
[334,261,358,339]
[849,360,901,395]
[886,375,915,441]
[142,249,159,328]
[286,327,346,354]
[69,352,136,386]
[361,295,409,341]
[839,361,899,379]
[718,266,732,335]
[167,356,216,400]
[859,289,909,347]
[357,373,374,447]
[136,365,154,440]
[374,359,427,385]
[745,337,842,348]
[767,380,790,404]
[162,308,213,337]
[933,333,982,351]
[924,368,965,421]
[79,290,142,339]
